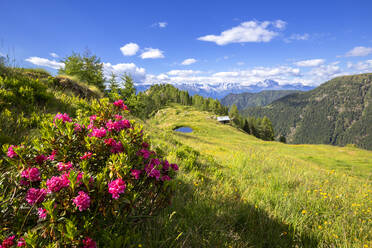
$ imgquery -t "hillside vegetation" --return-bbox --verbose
[143,104,372,247]
[242,73,372,150]
[221,90,300,110]
[0,66,99,146]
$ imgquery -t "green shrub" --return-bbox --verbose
[0,99,178,247]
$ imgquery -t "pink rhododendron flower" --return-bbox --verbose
[46,176,69,192]
[35,154,47,164]
[108,178,126,199]
[142,142,149,148]
[161,175,171,181]
[48,149,58,161]
[113,99,128,110]
[137,149,150,159]
[20,179,29,186]
[74,123,84,132]
[162,160,170,171]
[54,113,72,123]
[114,114,123,120]
[2,235,15,248]
[17,238,26,247]
[106,120,115,131]
[82,237,97,248]
[105,139,124,153]
[80,152,93,160]
[60,171,84,186]
[89,115,97,121]
[26,188,47,205]
[21,167,41,182]
[149,169,161,180]
[38,208,47,219]
[131,169,142,179]
[171,163,179,171]
[107,120,131,132]
[73,191,90,211]
[152,158,161,166]
[57,161,73,171]
[91,127,107,138]
[7,145,18,158]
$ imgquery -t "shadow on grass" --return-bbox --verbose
[174,132,214,145]
[136,179,319,248]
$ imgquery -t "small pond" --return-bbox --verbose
[174,126,193,133]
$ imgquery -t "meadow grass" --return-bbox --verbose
[138,104,371,247]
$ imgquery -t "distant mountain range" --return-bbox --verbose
[136,79,314,99]
[242,73,372,150]
[220,90,300,110]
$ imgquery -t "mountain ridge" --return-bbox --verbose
[136,79,314,99]
[242,73,372,150]
[220,90,301,109]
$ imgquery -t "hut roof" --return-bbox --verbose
[217,116,230,122]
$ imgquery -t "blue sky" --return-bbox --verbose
[1,0,372,86]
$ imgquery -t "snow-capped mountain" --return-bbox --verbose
[136,79,314,99]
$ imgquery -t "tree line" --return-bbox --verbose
[56,50,276,141]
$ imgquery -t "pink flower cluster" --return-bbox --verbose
[47,150,58,161]
[91,127,107,138]
[104,138,124,153]
[21,167,41,185]
[17,238,26,247]
[38,208,47,219]
[1,235,15,248]
[106,119,131,132]
[131,169,142,179]
[74,123,84,132]
[137,149,151,159]
[46,175,70,193]
[108,178,126,199]
[80,152,93,160]
[113,99,128,110]
[54,113,72,123]
[26,188,47,205]
[57,161,73,171]
[35,154,47,164]
[72,191,90,211]
[7,145,18,158]
[82,237,97,248]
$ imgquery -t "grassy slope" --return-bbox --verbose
[140,104,371,247]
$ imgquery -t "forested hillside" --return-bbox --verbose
[221,90,300,110]
[243,73,372,150]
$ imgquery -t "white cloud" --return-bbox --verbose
[158,22,167,28]
[346,60,372,72]
[197,20,285,45]
[140,48,164,59]
[120,43,140,56]
[167,70,202,76]
[294,59,325,67]
[284,33,309,43]
[50,52,59,58]
[237,62,245,66]
[103,62,146,82]
[25,57,64,70]
[181,58,197,65]
[345,46,372,57]
[152,22,168,28]
[213,66,301,79]
[273,20,287,29]
[309,63,341,79]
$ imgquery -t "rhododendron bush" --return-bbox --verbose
[0,99,178,247]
